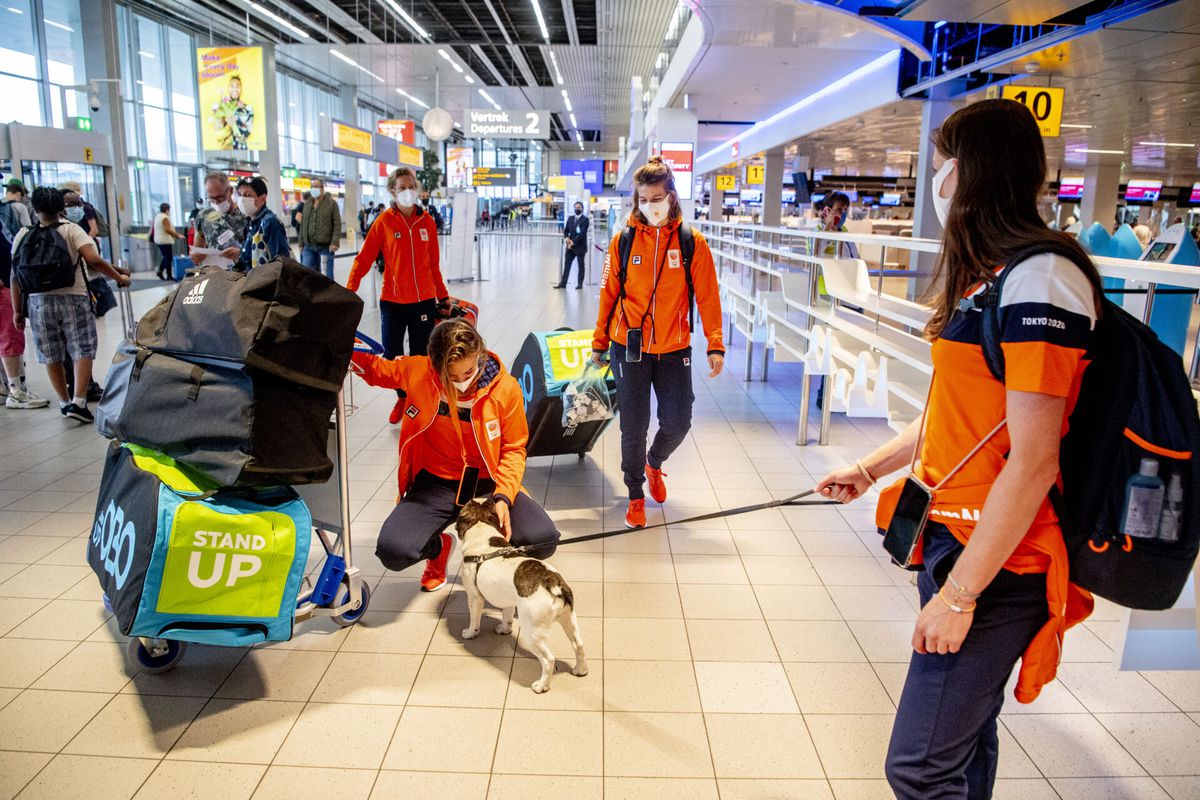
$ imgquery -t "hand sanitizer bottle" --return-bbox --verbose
[1157,473,1183,543]
[1122,458,1165,539]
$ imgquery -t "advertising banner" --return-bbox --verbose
[604,160,618,187]
[376,119,415,144]
[198,47,267,151]
[447,147,474,188]
[545,330,595,383]
[660,141,694,200]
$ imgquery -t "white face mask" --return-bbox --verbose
[451,364,480,392]
[236,196,258,216]
[395,189,419,208]
[641,198,670,226]
[931,158,956,227]
[210,198,231,214]
[309,187,322,199]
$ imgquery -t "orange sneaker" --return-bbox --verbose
[625,498,646,529]
[388,398,404,425]
[645,463,668,504]
[420,532,453,592]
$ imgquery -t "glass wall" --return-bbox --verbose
[276,72,338,175]
[115,4,203,227]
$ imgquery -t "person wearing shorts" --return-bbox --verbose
[10,187,130,423]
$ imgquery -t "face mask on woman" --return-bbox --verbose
[64,206,85,223]
[236,196,258,217]
[931,158,957,227]
[394,188,419,208]
[451,363,480,392]
[641,198,670,226]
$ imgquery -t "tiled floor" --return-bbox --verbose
[0,234,1197,799]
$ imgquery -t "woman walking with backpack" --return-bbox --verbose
[590,156,724,529]
[815,99,1102,799]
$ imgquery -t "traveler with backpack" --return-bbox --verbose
[10,187,130,423]
[347,166,449,426]
[590,155,725,529]
[815,99,1109,799]
[0,180,47,409]
[349,318,560,592]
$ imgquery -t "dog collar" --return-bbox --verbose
[463,547,522,564]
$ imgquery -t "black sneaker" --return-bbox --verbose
[63,403,94,423]
[86,380,103,403]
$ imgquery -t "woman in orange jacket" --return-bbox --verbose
[347,166,449,425]
[816,100,1101,798]
[350,319,559,592]
[590,156,725,529]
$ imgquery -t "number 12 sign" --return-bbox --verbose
[1000,85,1064,137]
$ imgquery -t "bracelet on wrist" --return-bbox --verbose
[937,587,976,614]
[855,460,876,485]
[946,573,980,600]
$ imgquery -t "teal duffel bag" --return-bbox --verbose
[88,442,312,646]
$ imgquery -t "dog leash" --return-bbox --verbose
[463,489,838,564]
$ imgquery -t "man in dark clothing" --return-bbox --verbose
[420,190,443,232]
[555,200,589,289]
[298,178,341,280]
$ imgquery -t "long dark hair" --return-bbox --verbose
[925,99,1101,339]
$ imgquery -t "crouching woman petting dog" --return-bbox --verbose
[349,318,560,592]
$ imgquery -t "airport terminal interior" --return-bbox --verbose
[1,0,1200,798]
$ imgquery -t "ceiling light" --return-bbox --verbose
[1138,141,1195,148]
[569,113,577,127]
[530,0,550,41]
[381,0,431,39]
[6,7,24,14]
[138,50,155,59]
[575,131,582,143]
[478,89,502,111]
[330,49,383,82]
[45,18,73,32]
[564,96,573,112]
[1074,148,1124,155]
[1060,123,1093,129]
[438,48,465,74]
[395,88,429,109]
[548,51,564,85]
[465,74,475,84]
[245,1,310,38]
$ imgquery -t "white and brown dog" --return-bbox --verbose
[456,498,587,693]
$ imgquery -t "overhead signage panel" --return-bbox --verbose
[745,164,764,185]
[472,167,518,187]
[999,84,1064,137]
[330,119,375,158]
[465,109,550,139]
[715,174,736,191]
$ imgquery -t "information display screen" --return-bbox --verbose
[1125,180,1163,203]
[782,188,796,204]
[1058,177,1084,201]
[740,189,763,205]
[1145,241,1176,263]
[879,192,901,206]
[722,193,739,207]
[1190,182,1200,204]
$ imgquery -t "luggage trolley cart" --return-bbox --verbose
[122,381,372,673]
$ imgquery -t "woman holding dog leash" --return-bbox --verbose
[591,156,725,529]
[350,318,560,592]
[347,166,450,427]
[816,99,1101,798]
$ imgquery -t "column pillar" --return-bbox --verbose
[709,184,724,221]
[79,0,130,241]
[338,84,359,237]
[910,89,964,298]
[1079,158,1121,232]
[258,45,283,216]
[762,147,784,228]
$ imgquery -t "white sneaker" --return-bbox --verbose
[6,386,50,409]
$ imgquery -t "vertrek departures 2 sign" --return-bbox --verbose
[465,109,550,139]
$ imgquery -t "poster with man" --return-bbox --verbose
[198,47,267,151]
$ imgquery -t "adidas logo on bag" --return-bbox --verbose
[182,279,209,306]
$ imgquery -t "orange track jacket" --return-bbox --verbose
[349,350,528,505]
[591,218,725,356]
[348,206,448,304]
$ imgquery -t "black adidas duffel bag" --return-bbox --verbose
[97,341,336,486]
[136,257,363,392]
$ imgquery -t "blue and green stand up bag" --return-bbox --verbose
[88,442,312,646]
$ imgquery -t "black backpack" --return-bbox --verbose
[0,200,19,288]
[12,223,79,294]
[604,224,697,334]
[978,241,1200,610]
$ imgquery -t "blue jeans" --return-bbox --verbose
[301,245,334,280]
[609,344,694,500]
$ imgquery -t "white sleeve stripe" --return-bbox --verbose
[999,253,1097,326]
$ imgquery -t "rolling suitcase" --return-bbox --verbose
[511,328,618,459]
[172,256,190,281]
